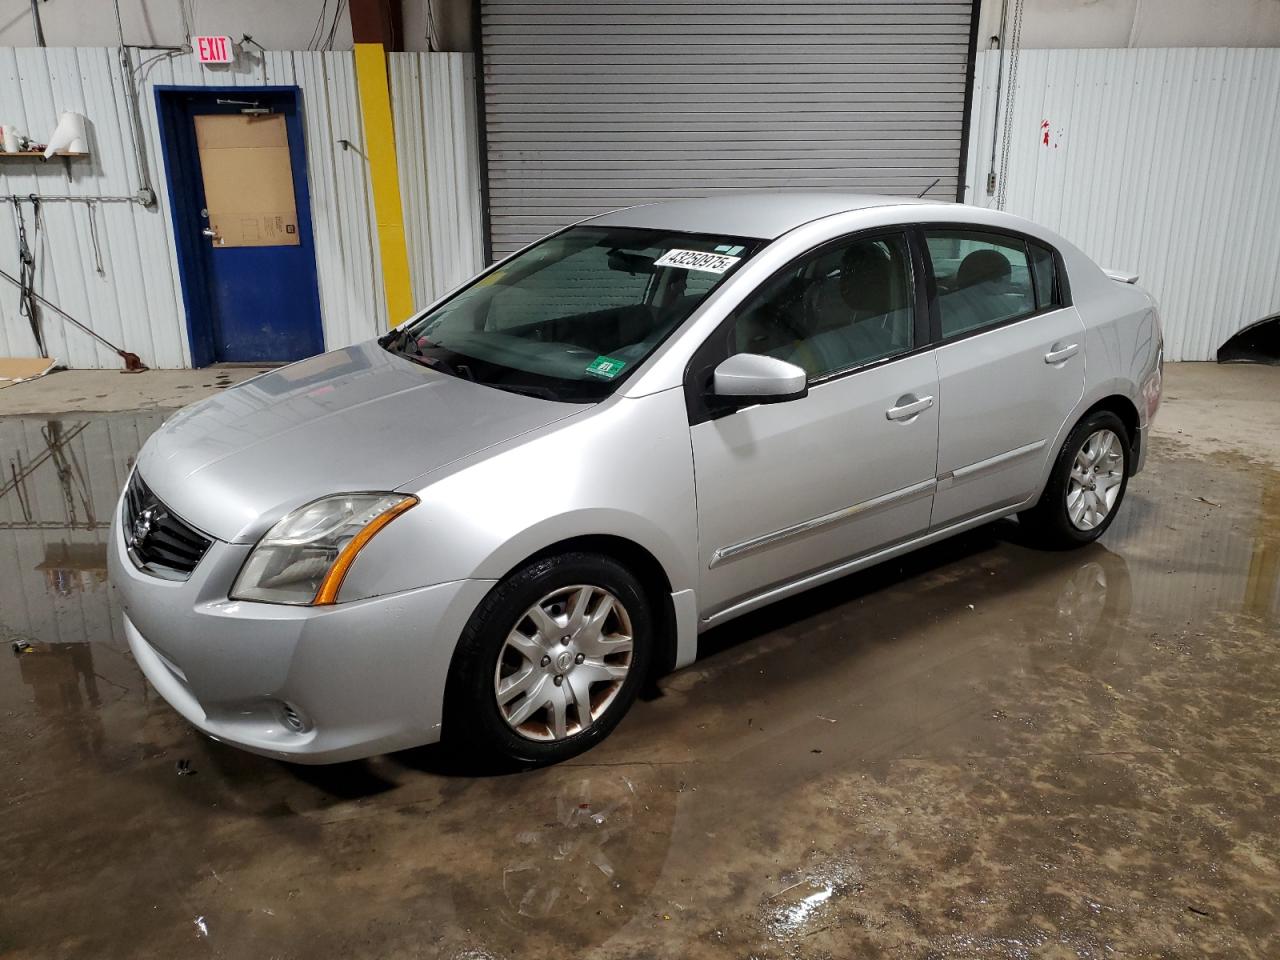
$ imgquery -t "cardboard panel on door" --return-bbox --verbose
[194,113,300,248]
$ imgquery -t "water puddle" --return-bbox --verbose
[1,411,1277,958]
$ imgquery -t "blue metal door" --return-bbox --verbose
[156,88,324,366]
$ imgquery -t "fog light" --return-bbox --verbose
[277,700,310,733]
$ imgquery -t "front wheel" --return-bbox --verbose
[1020,410,1131,549]
[444,552,652,766]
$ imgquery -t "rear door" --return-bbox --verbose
[924,227,1085,528]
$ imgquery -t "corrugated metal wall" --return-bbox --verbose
[0,48,482,369]
[480,0,978,258]
[0,47,185,368]
[964,47,1280,361]
[390,52,485,309]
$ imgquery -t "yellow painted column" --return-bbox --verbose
[353,42,414,327]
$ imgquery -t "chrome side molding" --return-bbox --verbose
[711,437,1051,570]
[938,438,1047,489]
[704,501,1024,627]
[709,477,937,568]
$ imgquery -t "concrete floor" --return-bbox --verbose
[0,365,272,416]
[1,363,1277,958]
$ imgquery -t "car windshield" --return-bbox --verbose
[381,226,762,401]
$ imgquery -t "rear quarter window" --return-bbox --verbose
[1028,241,1063,309]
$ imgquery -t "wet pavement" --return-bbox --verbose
[1,409,1277,958]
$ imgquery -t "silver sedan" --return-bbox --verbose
[109,193,1163,765]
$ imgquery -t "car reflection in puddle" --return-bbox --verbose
[503,776,635,918]
[437,770,679,955]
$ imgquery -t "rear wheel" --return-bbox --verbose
[1020,410,1131,549]
[444,552,652,766]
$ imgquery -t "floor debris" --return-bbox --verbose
[0,357,59,390]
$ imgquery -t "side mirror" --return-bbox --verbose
[712,353,808,405]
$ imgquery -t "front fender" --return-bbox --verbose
[337,389,699,602]
[463,507,693,589]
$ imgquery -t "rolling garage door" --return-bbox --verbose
[479,0,978,258]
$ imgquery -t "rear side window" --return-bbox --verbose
[1028,241,1062,310]
[925,230,1036,338]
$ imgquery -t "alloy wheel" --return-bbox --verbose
[494,585,634,741]
[1066,428,1125,531]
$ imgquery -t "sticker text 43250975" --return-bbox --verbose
[653,249,741,275]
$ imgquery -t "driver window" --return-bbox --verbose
[728,233,915,380]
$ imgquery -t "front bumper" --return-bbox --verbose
[109,502,495,764]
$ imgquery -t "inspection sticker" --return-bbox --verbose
[654,248,741,274]
[586,355,627,379]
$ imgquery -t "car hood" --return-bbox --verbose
[134,341,584,543]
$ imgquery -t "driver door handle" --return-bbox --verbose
[1044,343,1080,364]
[886,395,934,422]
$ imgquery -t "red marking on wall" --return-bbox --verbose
[1040,119,1063,149]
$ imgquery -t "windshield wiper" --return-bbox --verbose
[396,351,478,382]
[381,324,420,351]
[395,351,559,400]
[485,382,561,401]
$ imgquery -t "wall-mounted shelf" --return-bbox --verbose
[0,151,91,181]
[1,150,88,158]
[0,150,89,158]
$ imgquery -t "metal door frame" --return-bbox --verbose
[154,85,323,367]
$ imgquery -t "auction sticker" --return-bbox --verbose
[586,355,627,379]
[654,248,741,274]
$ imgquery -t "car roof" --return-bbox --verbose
[583,191,936,240]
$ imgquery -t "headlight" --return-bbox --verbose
[230,493,418,605]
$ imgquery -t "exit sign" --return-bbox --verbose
[194,36,234,64]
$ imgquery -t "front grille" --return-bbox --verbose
[122,472,212,578]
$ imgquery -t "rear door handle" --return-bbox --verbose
[1044,343,1080,364]
[886,395,934,422]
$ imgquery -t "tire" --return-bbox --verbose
[443,552,653,766]
[1020,410,1131,549]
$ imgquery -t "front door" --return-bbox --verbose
[158,88,324,365]
[923,227,1086,528]
[688,230,940,618]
